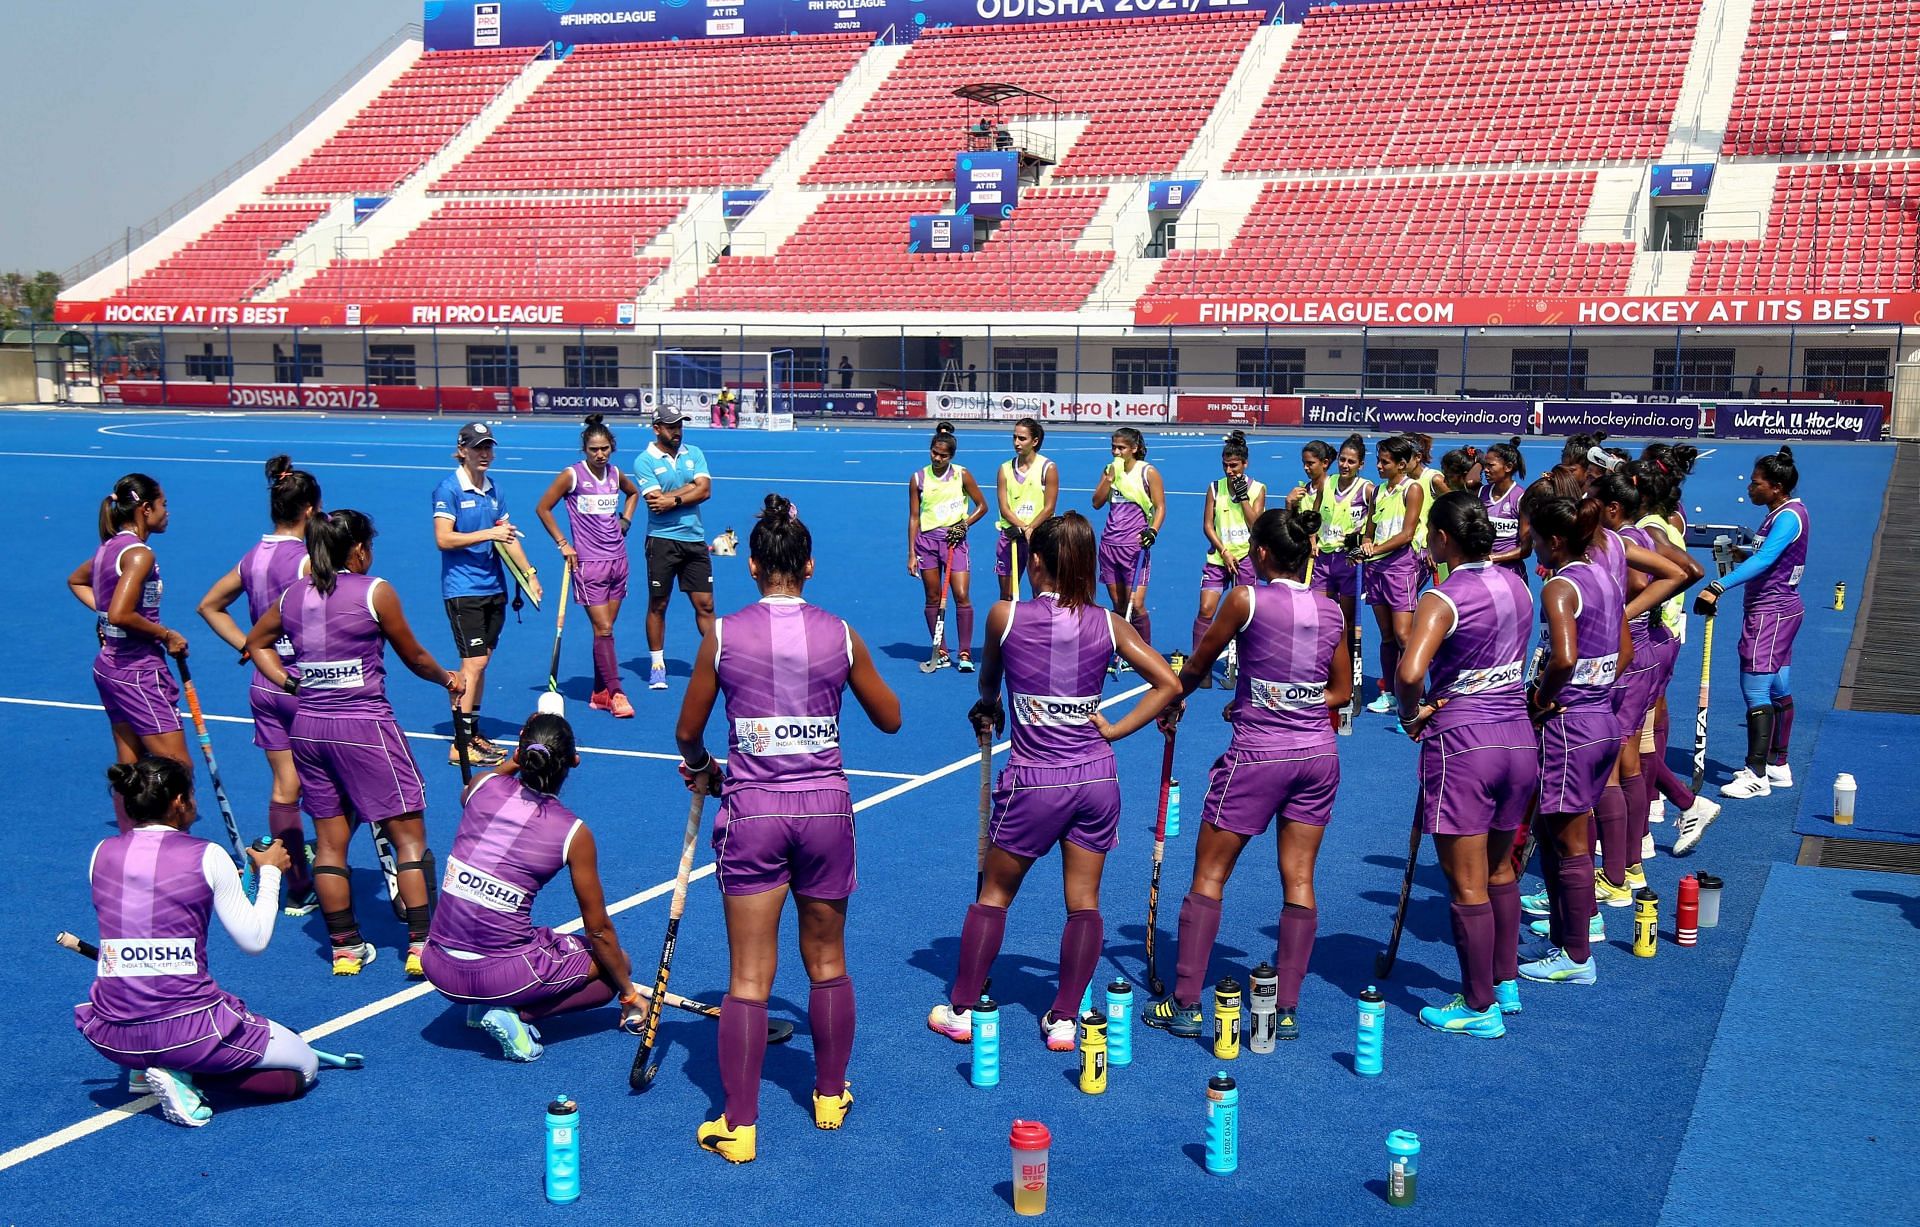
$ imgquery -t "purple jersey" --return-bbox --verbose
[429,774,583,954]
[239,534,307,683]
[1231,580,1343,752]
[1002,594,1115,770]
[1617,523,1656,645]
[91,531,164,669]
[716,597,852,790]
[1428,562,1534,729]
[1746,499,1810,613]
[564,461,626,564]
[279,573,391,717]
[1481,482,1523,556]
[85,829,224,1025]
[1544,557,1623,711]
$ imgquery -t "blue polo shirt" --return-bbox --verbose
[633,442,709,543]
[432,467,508,598]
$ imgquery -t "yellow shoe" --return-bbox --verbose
[331,942,375,976]
[404,943,426,980]
[697,1114,757,1163]
[813,1085,853,1130]
[1624,863,1648,891]
[1593,869,1634,909]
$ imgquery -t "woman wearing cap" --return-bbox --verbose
[433,422,543,764]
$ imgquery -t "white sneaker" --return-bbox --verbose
[1039,1009,1077,1053]
[1767,763,1793,788]
[143,1067,212,1128]
[1719,768,1771,800]
[1641,832,1657,861]
[926,1001,972,1043]
[1648,796,1666,825]
[1673,796,1722,856]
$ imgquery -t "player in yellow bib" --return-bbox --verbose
[1288,433,1372,660]
[1406,432,1440,584]
[907,421,989,670]
[1190,430,1265,652]
[993,417,1059,601]
[1359,435,1425,715]
[1092,426,1167,659]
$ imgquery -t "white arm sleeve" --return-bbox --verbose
[203,843,280,955]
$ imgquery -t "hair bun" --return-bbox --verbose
[1295,509,1323,538]
[583,413,604,428]
[265,454,293,486]
[1776,445,1794,461]
[105,762,138,792]
[761,493,793,524]
[1225,429,1246,443]
[934,419,956,435]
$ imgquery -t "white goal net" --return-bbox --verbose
[650,349,793,431]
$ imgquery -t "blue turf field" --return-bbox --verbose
[0,411,1898,1224]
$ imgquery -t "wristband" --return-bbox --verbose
[1706,581,1725,597]
[682,750,713,774]
[619,988,643,1008]
[280,676,300,696]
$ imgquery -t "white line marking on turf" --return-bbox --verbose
[0,681,1147,1171]
[0,695,916,780]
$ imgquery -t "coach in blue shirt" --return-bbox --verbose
[432,420,543,764]
[633,403,713,691]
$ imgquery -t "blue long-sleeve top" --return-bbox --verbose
[1717,506,1803,590]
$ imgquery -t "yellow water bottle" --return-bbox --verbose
[1212,977,1242,1061]
[1834,582,1846,611]
[1633,887,1659,958]
[1078,1011,1108,1094]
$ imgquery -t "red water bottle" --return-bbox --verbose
[1676,874,1700,947]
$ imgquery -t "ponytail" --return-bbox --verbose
[1300,438,1334,468]
[1112,427,1147,460]
[99,472,161,540]
[1249,507,1318,576]
[1429,490,1495,559]
[1028,512,1096,609]
[265,455,322,528]
[1530,495,1601,557]
[515,712,576,796]
[305,508,376,596]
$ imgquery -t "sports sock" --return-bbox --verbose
[1743,705,1776,776]
[405,905,430,945]
[1770,695,1794,766]
[809,974,855,1097]
[267,801,309,896]
[1556,851,1595,963]
[717,995,767,1128]
[202,1069,307,1101]
[1624,770,1649,861]
[592,636,621,694]
[1129,610,1152,647]
[956,603,974,655]
[1650,709,1697,807]
[323,907,362,950]
[924,602,941,642]
[1538,838,1565,948]
[518,979,614,1021]
[650,649,666,670]
[1596,785,1628,887]
[112,794,132,835]
[1488,879,1520,983]
[1377,638,1401,699]
[950,903,1007,1011]
[1174,891,1222,1007]
[1049,909,1104,1019]
[1274,902,1316,1010]
[1449,900,1496,1012]
[1191,612,1210,654]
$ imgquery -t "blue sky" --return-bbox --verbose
[0,0,412,279]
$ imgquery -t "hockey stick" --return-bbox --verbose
[1111,546,1150,674]
[630,781,708,1090]
[1690,535,1735,793]
[976,725,993,897]
[1375,784,1426,979]
[539,563,572,716]
[492,540,542,612]
[1144,728,1177,996]
[921,543,954,674]
[173,654,246,869]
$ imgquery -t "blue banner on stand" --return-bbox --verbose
[353,197,389,225]
[908,213,976,253]
[955,152,1020,220]
[529,388,646,415]
[1650,164,1715,197]
[722,190,767,220]
[1148,179,1202,212]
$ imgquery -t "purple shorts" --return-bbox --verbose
[1538,705,1620,815]
[1419,719,1538,836]
[75,992,271,1075]
[421,928,595,1007]
[989,760,1122,859]
[1362,549,1420,613]
[1098,531,1151,587]
[1200,744,1340,835]
[94,660,181,738]
[914,527,971,575]
[1740,602,1803,674]
[1200,558,1256,591]
[250,677,297,753]
[1650,633,1682,692]
[1614,651,1663,740]
[291,712,428,823]
[1312,550,1358,600]
[572,556,629,608]
[713,783,857,898]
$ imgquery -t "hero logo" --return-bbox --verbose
[735,716,839,756]
[300,659,367,690]
[1248,679,1326,712]
[1011,692,1100,727]
[98,937,198,978]
[444,856,528,914]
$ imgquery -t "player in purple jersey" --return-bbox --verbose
[1693,447,1808,809]
[197,456,322,915]
[1091,427,1166,656]
[1360,436,1425,715]
[1144,507,1351,1040]
[244,510,465,979]
[1482,438,1531,578]
[424,713,650,1062]
[535,415,642,717]
[677,495,900,1163]
[905,422,989,671]
[1395,493,1538,1036]
[68,473,190,833]
[76,756,318,1128]
[928,512,1179,1053]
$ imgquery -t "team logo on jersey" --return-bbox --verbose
[1248,679,1327,712]
[444,856,529,914]
[1571,652,1619,687]
[735,717,839,756]
[300,659,367,690]
[577,493,619,516]
[141,579,163,607]
[1442,659,1524,697]
[98,937,197,978]
[1011,692,1100,727]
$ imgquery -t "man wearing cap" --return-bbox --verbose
[633,404,713,691]
[432,421,543,763]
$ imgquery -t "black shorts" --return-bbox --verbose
[445,594,507,659]
[646,537,713,597]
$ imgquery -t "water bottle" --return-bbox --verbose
[970,995,1000,1089]
[1010,1120,1051,1216]
[1386,1129,1420,1207]
[241,835,275,902]
[1105,980,1134,1067]
[1212,977,1242,1061]
[1633,887,1659,958]
[1078,1011,1108,1095]
[1079,978,1094,1016]
[1166,781,1182,837]
[1833,772,1857,825]
[1696,873,1723,928]
[1356,986,1385,1076]
[1247,963,1278,1054]
[1676,874,1699,947]
[545,1095,580,1205]
[1833,581,1846,611]
[1205,1072,1239,1175]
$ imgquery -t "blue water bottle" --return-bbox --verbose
[1205,1071,1239,1175]
[1166,781,1182,837]
[1356,986,1385,1077]
[1105,979,1134,1067]
[1079,978,1094,1016]
[970,995,1000,1088]
[545,1095,580,1205]
[1386,1129,1420,1207]
[241,835,275,902]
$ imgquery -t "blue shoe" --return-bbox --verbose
[477,1007,544,1061]
[144,1066,213,1128]
[1520,889,1551,916]
[1366,693,1394,715]
[1527,911,1605,942]
[1417,993,1505,1038]
[1141,995,1204,1038]
[1493,979,1522,1015]
[649,665,669,691]
[1519,946,1597,985]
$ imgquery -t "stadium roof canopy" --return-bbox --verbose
[952,82,1058,107]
